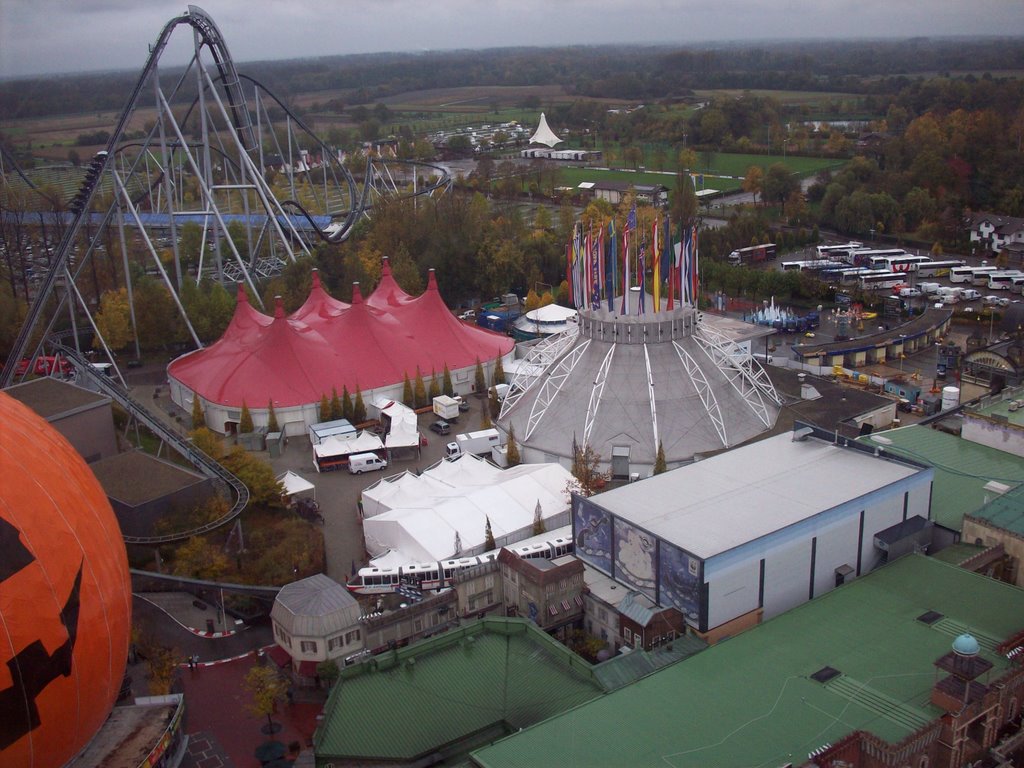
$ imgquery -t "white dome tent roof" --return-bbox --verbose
[529,113,562,148]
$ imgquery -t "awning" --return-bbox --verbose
[267,644,291,668]
[574,594,583,607]
[298,660,320,677]
[561,599,572,612]
[548,604,558,616]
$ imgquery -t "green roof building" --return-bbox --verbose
[472,555,1024,768]
[313,618,605,766]
[857,424,1023,533]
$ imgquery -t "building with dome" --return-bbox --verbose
[168,263,514,435]
[496,300,780,475]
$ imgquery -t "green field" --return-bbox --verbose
[556,166,743,194]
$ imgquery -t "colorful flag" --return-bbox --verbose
[652,217,661,313]
[621,224,630,315]
[607,218,616,312]
[663,216,674,310]
[638,237,647,315]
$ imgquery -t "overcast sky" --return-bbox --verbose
[1,0,1020,80]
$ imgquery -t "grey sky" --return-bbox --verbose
[0,0,1020,80]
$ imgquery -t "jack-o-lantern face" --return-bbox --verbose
[0,392,132,768]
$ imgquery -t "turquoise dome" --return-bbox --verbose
[953,633,980,656]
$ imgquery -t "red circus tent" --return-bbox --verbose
[168,264,513,409]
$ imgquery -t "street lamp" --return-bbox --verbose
[899,334,907,374]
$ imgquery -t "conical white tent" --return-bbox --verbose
[529,113,562,147]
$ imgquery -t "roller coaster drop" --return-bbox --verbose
[1,6,451,541]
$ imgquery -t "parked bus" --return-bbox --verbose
[816,242,863,261]
[847,248,909,267]
[867,254,931,272]
[1011,275,1024,295]
[988,271,1024,291]
[781,259,845,273]
[916,259,966,277]
[972,266,1000,286]
[837,268,877,286]
[728,243,777,265]
[950,265,996,284]
[859,271,906,291]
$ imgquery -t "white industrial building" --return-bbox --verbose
[572,427,934,640]
[361,454,575,566]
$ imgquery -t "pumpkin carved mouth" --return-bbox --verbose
[0,517,83,750]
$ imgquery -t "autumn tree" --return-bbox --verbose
[330,387,343,420]
[428,368,441,400]
[671,167,700,230]
[353,387,367,424]
[414,367,427,408]
[654,440,667,475]
[189,427,223,460]
[402,372,413,407]
[239,401,254,433]
[742,165,764,206]
[531,500,545,536]
[506,423,521,467]
[488,386,501,419]
[135,629,181,695]
[173,536,230,580]
[480,399,492,429]
[474,357,486,394]
[442,364,454,396]
[484,516,496,550]
[493,355,506,385]
[341,385,353,421]
[317,659,340,689]
[222,447,284,507]
[93,287,133,351]
[267,400,279,433]
[191,397,205,430]
[319,394,330,422]
[570,438,610,497]
[244,665,289,735]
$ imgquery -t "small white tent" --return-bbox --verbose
[529,113,562,148]
[277,470,316,501]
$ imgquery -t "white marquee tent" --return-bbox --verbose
[362,455,574,565]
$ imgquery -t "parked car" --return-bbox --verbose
[899,287,922,298]
[960,289,982,301]
[983,295,1011,307]
[429,420,451,435]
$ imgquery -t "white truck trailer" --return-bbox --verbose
[445,428,504,458]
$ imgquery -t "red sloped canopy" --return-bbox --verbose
[168,268,513,409]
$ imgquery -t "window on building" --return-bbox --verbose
[328,636,343,652]
[344,629,360,644]
[600,628,608,641]
[300,640,317,654]
[598,608,607,622]
[414,619,423,632]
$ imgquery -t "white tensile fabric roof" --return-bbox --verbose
[363,456,573,564]
[313,431,384,459]
[385,409,420,449]
[277,470,315,499]
[529,112,562,147]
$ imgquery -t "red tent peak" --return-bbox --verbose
[236,283,248,303]
[381,257,392,276]
[274,296,285,319]
[311,269,322,288]
[352,283,364,304]
[427,269,438,291]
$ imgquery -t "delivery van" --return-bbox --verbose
[348,452,388,474]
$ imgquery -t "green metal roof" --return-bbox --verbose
[929,541,986,565]
[591,634,707,692]
[855,424,1023,531]
[314,619,604,764]
[472,555,1024,768]
[967,482,1024,536]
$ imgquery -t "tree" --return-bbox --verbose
[654,440,667,475]
[402,372,414,407]
[762,163,800,207]
[317,659,340,689]
[319,394,330,422]
[173,536,230,580]
[442,364,454,396]
[239,401,254,434]
[353,387,367,424]
[506,423,521,467]
[189,427,223,460]
[488,386,501,419]
[135,630,181,695]
[531,499,545,535]
[330,387,343,420]
[222,447,285,507]
[474,357,486,394]
[671,168,699,228]
[493,355,506,385]
[742,166,764,205]
[484,516,496,550]
[191,397,205,430]
[243,665,289,735]
[570,438,610,497]
[93,287,133,351]
[267,400,279,433]
[428,368,441,400]
[414,367,427,408]
[342,385,353,421]
[480,398,492,429]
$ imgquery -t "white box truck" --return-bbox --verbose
[445,428,504,458]
[432,395,460,422]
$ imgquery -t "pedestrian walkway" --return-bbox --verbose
[137,591,239,636]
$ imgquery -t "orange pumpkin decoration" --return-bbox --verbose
[0,391,131,768]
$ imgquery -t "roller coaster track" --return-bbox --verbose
[51,341,250,545]
[1,5,451,389]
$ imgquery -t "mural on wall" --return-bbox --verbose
[659,542,701,622]
[613,518,657,599]
[572,495,612,574]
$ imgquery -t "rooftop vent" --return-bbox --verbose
[811,666,841,684]
[792,426,814,442]
[917,610,943,625]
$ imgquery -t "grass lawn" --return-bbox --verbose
[557,166,744,194]
[689,152,843,178]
